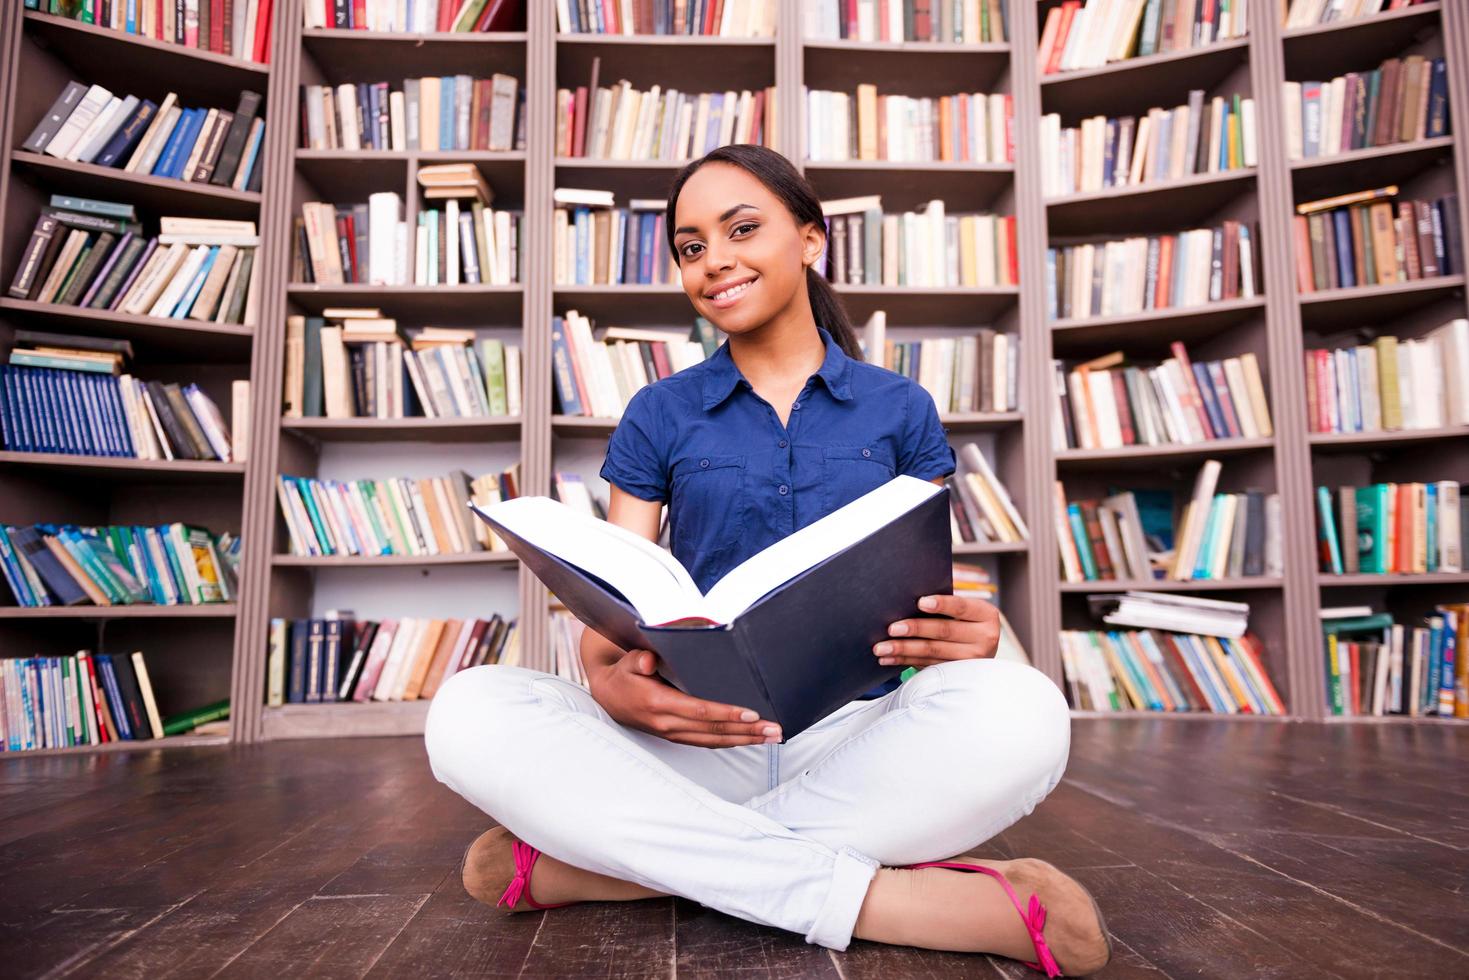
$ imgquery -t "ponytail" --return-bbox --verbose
[805,267,862,360]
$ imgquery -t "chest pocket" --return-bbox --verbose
[670,453,749,568]
[822,445,897,512]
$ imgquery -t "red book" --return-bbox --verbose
[1169,341,1215,439]
[1304,351,1320,433]
[210,0,225,51]
[912,0,932,41]
[354,0,369,31]
[707,0,724,34]
[1236,634,1286,715]
[474,0,522,31]
[650,342,672,380]
[748,88,765,145]
[1004,94,1014,161]
[437,0,457,32]
[1079,501,1116,579]
[1349,642,1362,715]
[156,0,165,40]
[253,0,274,63]
[1004,216,1018,286]
[571,86,589,156]
[339,213,359,282]
[1155,235,1175,307]
[1046,3,1081,75]
[1110,370,1136,445]
[1156,633,1210,712]
[1315,349,1333,433]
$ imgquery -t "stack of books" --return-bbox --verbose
[1089,590,1251,637]
[802,0,1009,42]
[300,0,522,32]
[1305,321,1469,434]
[1040,91,1256,198]
[553,190,679,286]
[1045,220,1260,321]
[1052,343,1273,451]
[868,330,1019,414]
[300,74,522,152]
[25,83,265,192]
[947,443,1030,546]
[554,0,775,34]
[9,201,261,325]
[552,312,719,418]
[1292,187,1462,293]
[282,314,521,421]
[31,0,276,64]
[265,613,518,705]
[1060,628,1285,715]
[550,607,592,687]
[1285,0,1433,31]
[1057,461,1281,583]
[0,651,228,752]
[1038,0,1248,76]
[1321,604,1467,718]
[804,87,1012,164]
[0,331,248,461]
[557,68,773,160]
[275,467,519,558]
[1314,483,1464,576]
[820,196,1018,288]
[415,166,521,286]
[1284,57,1450,162]
[0,523,238,608]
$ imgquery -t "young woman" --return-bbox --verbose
[425,145,1109,976]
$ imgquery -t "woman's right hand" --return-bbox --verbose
[590,648,783,747]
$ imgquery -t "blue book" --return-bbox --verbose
[1101,119,1118,188]
[573,207,590,284]
[94,98,157,169]
[1332,209,1356,288]
[1440,611,1459,711]
[0,526,37,607]
[1067,503,1097,579]
[168,108,209,180]
[60,370,91,455]
[0,367,17,451]
[1345,348,1362,433]
[237,116,265,190]
[1192,495,1225,580]
[151,107,195,178]
[1045,250,1058,321]
[1316,486,1343,574]
[549,317,584,415]
[1190,361,1227,439]
[440,76,455,152]
[1110,631,1162,710]
[173,246,219,317]
[322,619,345,703]
[1426,482,1439,572]
[7,526,84,605]
[638,212,656,284]
[74,370,106,455]
[102,374,134,456]
[86,374,119,456]
[31,369,62,453]
[1427,59,1450,138]
[97,655,134,739]
[1426,618,1445,714]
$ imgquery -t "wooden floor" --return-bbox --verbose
[1,718,1466,979]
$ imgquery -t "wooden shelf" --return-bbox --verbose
[1283,4,1443,82]
[802,159,1014,211]
[1049,296,1267,353]
[1059,578,1283,594]
[555,157,687,170]
[1320,713,1469,727]
[21,11,270,86]
[0,733,230,760]
[271,552,517,568]
[1039,39,1250,119]
[301,28,528,45]
[833,284,1020,323]
[552,414,619,434]
[10,150,263,217]
[261,699,432,740]
[939,411,1024,429]
[1046,169,1256,238]
[287,283,523,323]
[555,33,775,46]
[1319,571,1469,587]
[1288,137,1456,200]
[0,452,245,481]
[0,603,238,620]
[1069,709,1292,722]
[953,541,1028,556]
[1296,275,1465,329]
[1056,437,1274,468]
[802,38,1012,96]
[0,298,254,360]
[802,39,1009,56]
[1309,426,1469,451]
[281,417,524,443]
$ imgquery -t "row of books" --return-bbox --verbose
[552,197,679,286]
[1322,604,1466,718]
[1052,343,1273,451]
[1292,189,1461,294]
[556,81,773,160]
[1061,629,1285,715]
[0,523,238,608]
[552,312,718,418]
[1,651,229,752]
[1284,57,1450,162]
[1315,483,1464,576]
[801,0,1009,43]
[820,198,1019,289]
[1045,221,1259,322]
[300,0,521,32]
[804,88,1013,165]
[1037,0,1247,77]
[1305,322,1469,434]
[1284,0,1430,31]
[292,196,521,286]
[1039,92,1256,199]
[947,443,1030,546]
[28,0,276,64]
[26,83,265,193]
[550,609,592,687]
[879,331,1020,415]
[300,74,522,153]
[9,204,261,325]
[275,468,517,558]
[265,613,518,705]
[554,0,775,35]
[285,316,522,420]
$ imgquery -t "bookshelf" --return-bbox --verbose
[4,2,1469,753]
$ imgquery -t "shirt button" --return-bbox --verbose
[778,440,788,448]
[778,485,789,495]
[793,402,802,410]
[699,458,709,468]
[862,448,872,457]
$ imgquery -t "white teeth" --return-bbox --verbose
[714,281,752,301]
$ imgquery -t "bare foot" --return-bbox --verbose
[852,859,1111,976]
[462,827,667,911]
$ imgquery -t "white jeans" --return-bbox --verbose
[423,657,1071,951]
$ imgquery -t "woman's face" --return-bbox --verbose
[671,162,825,337]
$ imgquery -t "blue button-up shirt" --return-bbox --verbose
[599,325,957,699]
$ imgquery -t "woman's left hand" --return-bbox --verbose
[872,594,1001,668]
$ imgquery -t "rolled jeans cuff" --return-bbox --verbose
[804,844,880,951]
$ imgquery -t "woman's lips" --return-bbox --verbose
[705,276,758,309]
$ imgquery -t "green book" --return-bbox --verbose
[1316,486,1343,574]
[162,699,230,737]
[8,350,115,373]
[1322,613,1394,635]
[50,195,136,222]
[480,339,508,415]
[1355,484,1389,574]
[691,317,719,358]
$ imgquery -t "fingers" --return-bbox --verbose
[661,729,782,748]
[872,638,974,667]
[619,657,782,742]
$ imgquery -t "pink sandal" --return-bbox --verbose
[497,839,580,911]
[899,859,1110,977]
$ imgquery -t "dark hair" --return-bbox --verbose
[664,145,862,360]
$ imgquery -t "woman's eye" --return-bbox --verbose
[680,242,703,260]
[732,222,757,236]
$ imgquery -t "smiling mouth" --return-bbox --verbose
[705,276,758,303]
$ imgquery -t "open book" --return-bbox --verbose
[471,476,953,738]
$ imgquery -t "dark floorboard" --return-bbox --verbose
[1,719,1465,979]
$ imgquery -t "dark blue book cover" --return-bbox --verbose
[288,619,309,703]
[27,369,60,453]
[97,655,135,740]
[1331,209,1356,288]
[166,109,208,180]
[151,108,195,178]
[94,98,158,169]
[1191,361,1227,440]
[1427,59,1450,138]
[322,619,345,703]
[305,619,325,702]
[549,317,584,415]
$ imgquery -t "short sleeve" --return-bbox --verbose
[897,383,956,481]
[599,387,670,501]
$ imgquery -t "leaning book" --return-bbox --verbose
[471,476,953,739]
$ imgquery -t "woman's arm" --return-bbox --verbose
[578,486,663,673]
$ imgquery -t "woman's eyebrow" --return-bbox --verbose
[674,203,758,236]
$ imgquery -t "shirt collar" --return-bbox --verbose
[701,326,854,411]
